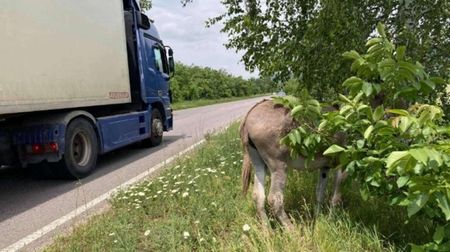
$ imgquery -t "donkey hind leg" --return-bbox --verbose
[248,146,269,225]
[267,162,294,230]
[331,169,348,207]
[315,167,329,217]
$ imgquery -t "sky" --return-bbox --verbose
[147,0,258,79]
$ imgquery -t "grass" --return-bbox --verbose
[172,94,268,110]
[45,123,430,251]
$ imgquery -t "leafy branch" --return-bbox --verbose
[277,23,449,251]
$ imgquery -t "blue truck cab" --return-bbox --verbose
[0,0,174,179]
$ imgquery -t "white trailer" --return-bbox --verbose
[0,0,131,115]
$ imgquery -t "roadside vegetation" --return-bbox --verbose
[46,123,432,252]
[170,63,276,104]
[172,94,268,110]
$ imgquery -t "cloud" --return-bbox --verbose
[148,0,257,79]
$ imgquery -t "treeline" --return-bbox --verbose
[170,63,276,103]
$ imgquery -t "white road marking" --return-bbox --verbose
[1,139,206,252]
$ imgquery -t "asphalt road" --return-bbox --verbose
[0,97,266,251]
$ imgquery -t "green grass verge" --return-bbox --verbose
[45,123,430,252]
[172,94,268,110]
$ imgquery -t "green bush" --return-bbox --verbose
[170,63,276,103]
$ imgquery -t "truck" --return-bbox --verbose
[0,0,174,179]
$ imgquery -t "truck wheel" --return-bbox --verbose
[57,118,98,179]
[144,109,163,147]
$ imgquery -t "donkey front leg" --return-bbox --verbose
[331,169,348,207]
[315,167,329,216]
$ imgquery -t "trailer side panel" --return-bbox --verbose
[0,0,131,115]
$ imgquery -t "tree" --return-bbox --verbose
[139,0,193,10]
[276,24,449,251]
[210,0,449,102]
[169,63,276,102]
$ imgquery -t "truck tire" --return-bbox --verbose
[143,108,163,147]
[56,118,98,179]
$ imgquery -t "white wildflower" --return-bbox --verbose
[138,192,145,196]
[144,230,151,236]
[171,189,179,193]
[182,192,189,198]
[113,239,118,243]
[194,220,200,224]
[242,224,251,232]
[199,237,205,242]
[183,231,190,239]
[211,202,217,207]
[157,190,162,194]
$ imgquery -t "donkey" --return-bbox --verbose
[240,99,347,229]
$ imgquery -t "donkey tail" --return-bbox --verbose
[240,120,252,195]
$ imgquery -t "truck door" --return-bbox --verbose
[142,37,170,108]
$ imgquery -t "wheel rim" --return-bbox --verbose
[71,130,91,166]
[153,119,164,137]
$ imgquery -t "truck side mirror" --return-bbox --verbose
[168,48,175,75]
[137,12,151,30]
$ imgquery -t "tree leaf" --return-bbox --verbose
[410,244,425,252]
[397,176,409,188]
[373,105,384,121]
[436,193,450,221]
[407,194,429,217]
[323,144,346,155]
[291,105,304,116]
[364,125,374,139]
[387,109,409,116]
[376,23,386,37]
[362,82,373,96]
[338,94,353,104]
[342,50,361,60]
[396,46,406,60]
[366,37,383,47]
[386,151,410,169]
[433,226,445,244]
[409,148,429,165]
